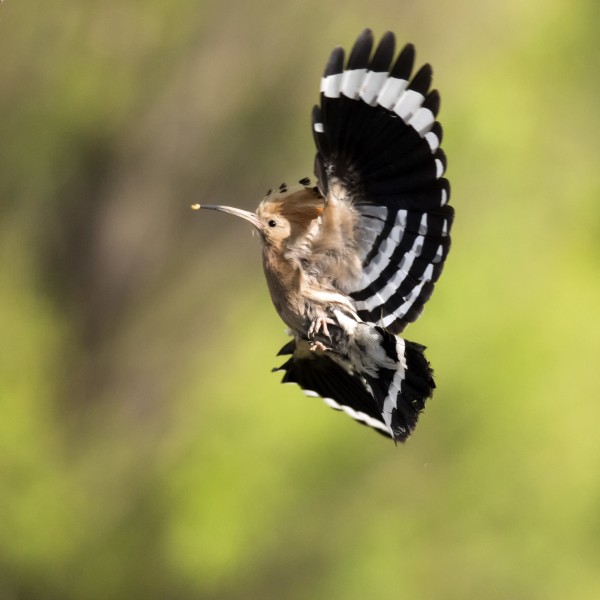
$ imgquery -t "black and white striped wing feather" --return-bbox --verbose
[312,29,454,334]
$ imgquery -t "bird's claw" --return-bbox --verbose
[309,340,329,352]
[307,316,334,353]
[308,316,332,340]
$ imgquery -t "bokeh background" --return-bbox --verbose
[1,0,599,598]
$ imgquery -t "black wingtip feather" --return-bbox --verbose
[390,43,415,80]
[431,121,443,144]
[423,90,440,116]
[409,64,432,95]
[347,29,374,69]
[370,31,396,72]
[311,104,322,125]
[324,47,345,77]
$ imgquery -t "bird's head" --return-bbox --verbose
[192,183,324,250]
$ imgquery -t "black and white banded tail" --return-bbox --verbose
[274,329,434,442]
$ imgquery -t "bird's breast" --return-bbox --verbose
[262,249,307,332]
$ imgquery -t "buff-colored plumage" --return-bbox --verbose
[252,184,360,337]
[194,29,452,441]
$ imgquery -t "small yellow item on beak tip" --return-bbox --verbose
[191,203,201,210]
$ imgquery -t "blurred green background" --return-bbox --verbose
[1,0,599,598]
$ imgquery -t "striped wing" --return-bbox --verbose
[312,29,454,334]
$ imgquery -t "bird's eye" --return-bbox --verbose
[268,219,277,228]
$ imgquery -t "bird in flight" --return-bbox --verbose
[193,29,454,442]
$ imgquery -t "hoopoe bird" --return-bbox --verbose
[193,29,453,442]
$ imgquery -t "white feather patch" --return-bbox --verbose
[359,71,389,105]
[341,68,367,100]
[320,73,343,98]
[393,89,425,121]
[381,338,407,428]
[394,279,428,319]
[356,234,425,312]
[435,158,444,178]
[422,263,434,280]
[440,188,448,206]
[354,289,388,315]
[376,77,408,110]
[432,244,444,264]
[425,131,440,152]
[409,107,435,135]
[358,210,407,287]
[320,394,393,436]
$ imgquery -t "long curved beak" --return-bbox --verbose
[191,204,262,230]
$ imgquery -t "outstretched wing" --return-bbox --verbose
[312,29,454,334]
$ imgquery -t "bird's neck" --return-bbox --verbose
[261,244,305,330]
[262,244,301,296]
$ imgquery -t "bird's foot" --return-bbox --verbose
[309,340,329,352]
[308,316,333,341]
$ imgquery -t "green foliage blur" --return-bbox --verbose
[1,0,599,598]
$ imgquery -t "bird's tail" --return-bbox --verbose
[274,339,397,439]
[356,326,435,442]
[330,312,436,440]
[274,325,434,442]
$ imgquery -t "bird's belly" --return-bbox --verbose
[261,254,356,343]
[271,296,308,333]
